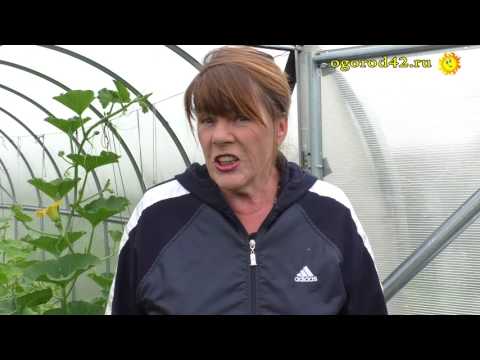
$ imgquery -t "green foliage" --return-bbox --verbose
[75,196,129,227]
[88,272,114,290]
[0,299,16,314]
[138,93,152,113]
[22,232,85,257]
[67,151,120,172]
[3,84,152,315]
[98,89,122,109]
[114,80,131,103]
[16,288,53,309]
[54,90,95,116]
[45,116,91,136]
[11,204,33,223]
[28,177,81,201]
[25,254,100,286]
[44,300,104,315]
[108,230,123,242]
[0,239,34,260]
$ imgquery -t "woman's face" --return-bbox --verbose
[197,107,287,193]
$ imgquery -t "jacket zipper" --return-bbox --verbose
[249,238,257,314]
[246,205,279,315]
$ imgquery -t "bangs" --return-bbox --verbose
[185,64,266,126]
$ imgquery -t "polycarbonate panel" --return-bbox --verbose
[320,45,480,314]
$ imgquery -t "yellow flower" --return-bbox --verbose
[35,208,48,219]
[35,200,62,221]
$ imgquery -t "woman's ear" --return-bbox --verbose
[275,117,288,145]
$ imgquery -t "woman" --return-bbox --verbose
[106,46,387,315]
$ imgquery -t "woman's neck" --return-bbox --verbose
[222,167,280,218]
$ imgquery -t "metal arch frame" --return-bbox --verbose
[167,45,298,92]
[0,128,44,223]
[0,158,16,200]
[0,103,71,207]
[164,46,202,71]
[37,45,192,172]
[0,156,18,238]
[255,45,297,92]
[0,182,13,201]
[0,59,147,194]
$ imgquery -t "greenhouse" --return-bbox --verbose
[0,45,478,315]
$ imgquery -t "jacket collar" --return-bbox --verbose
[175,153,317,222]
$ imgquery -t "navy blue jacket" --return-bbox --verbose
[106,156,387,314]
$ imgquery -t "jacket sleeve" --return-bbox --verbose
[340,211,388,315]
[105,227,142,315]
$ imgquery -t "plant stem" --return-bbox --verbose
[63,134,78,241]
[61,285,68,314]
[65,275,79,300]
[86,226,96,254]
[77,99,140,155]
[24,224,58,238]
[77,172,90,206]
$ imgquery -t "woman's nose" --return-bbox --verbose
[212,119,234,144]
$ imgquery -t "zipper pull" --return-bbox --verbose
[249,239,257,267]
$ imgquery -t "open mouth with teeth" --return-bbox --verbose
[214,154,240,172]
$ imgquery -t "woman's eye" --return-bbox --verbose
[200,118,214,125]
[236,116,250,123]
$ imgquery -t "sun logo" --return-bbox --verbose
[438,52,461,75]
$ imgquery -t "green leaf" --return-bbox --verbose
[44,300,104,315]
[28,177,80,201]
[23,235,61,256]
[15,307,39,315]
[0,299,16,315]
[0,285,8,297]
[65,231,86,246]
[92,296,106,307]
[97,89,121,109]
[68,301,104,315]
[43,307,65,315]
[24,232,85,257]
[45,116,91,136]
[0,239,34,260]
[75,196,129,227]
[24,254,101,286]
[114,80,131,103]
[16,288,53,309]
[0,223,9,232]
[88,272,114,290]
[0,263,23,279]
[12,259,39,269]
[11,204,32,223]
[67,151,120,172]
[138,93,152,113]
[54,90,95,116]
[108,230,123,242]
[0,273,8,285]
[0,217,9,231]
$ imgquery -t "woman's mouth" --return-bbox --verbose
[214,155,240,172]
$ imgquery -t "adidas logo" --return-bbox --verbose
[294,266,318,282]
